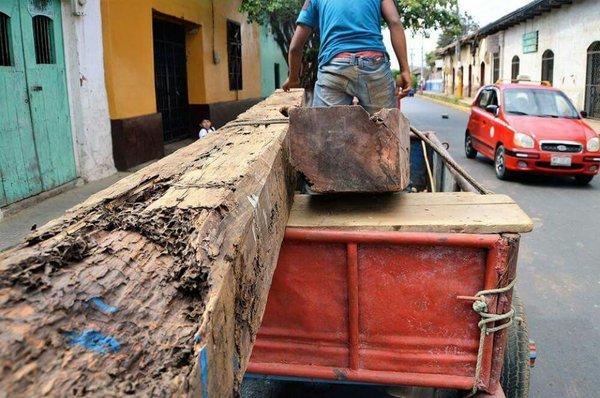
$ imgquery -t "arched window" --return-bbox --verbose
[511,56,520,81]
[541,50,554,84]
[586,42,600,118]
[32,15,55,64]
[0,12,11,66]
[493,53,500,82]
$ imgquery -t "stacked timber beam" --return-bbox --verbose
[0,90,304,397]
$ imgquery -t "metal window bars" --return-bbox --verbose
[32,15,55,64]
[227,20,242,91]
[0,13,11,67]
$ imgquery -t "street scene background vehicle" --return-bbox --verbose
[465,82,600,184]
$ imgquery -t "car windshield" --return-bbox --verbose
[503,88,580,118]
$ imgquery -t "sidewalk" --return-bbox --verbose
[419,91,472,112]
[419,91,600,134]
[0,138,194,252]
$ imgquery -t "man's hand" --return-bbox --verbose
[382,0,412,100]
[283,77,301,92]
[396,71,412,99]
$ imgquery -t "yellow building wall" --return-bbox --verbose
[101,0,261,120]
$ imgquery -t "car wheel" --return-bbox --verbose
[495,145,512,180]
[465,132,477,159]
[574,175,594,186]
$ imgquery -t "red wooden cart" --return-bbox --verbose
[245,134,534,398]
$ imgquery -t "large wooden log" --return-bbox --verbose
[0,90,304,397]
[289,106,410,193]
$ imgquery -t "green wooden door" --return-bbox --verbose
[0,0,76,206]
[0,0,43,206]
[19,0,76,191]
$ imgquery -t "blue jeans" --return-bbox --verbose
[313,55,396,114]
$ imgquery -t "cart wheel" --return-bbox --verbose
[500,294,531,398]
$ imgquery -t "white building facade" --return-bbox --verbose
[439,0,600,120]
[498,0,600,114]
[61,0,115,182]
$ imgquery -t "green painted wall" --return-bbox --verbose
[260,26,288,98]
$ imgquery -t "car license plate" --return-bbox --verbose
[551,156,572,167]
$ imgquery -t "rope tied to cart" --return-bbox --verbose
[464,277,518,397]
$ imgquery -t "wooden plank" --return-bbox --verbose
[0,89,304,397]
[289,106,410,193]
[289,193,534,234]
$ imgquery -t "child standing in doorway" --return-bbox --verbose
[198,119,215,139]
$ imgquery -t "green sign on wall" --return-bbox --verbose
[523,31,539,54]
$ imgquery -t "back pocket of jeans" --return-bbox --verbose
[367,70,395,106]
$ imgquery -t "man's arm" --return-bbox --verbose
[282,25,313,91]
[381,0,412,99]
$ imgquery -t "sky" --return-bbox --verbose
[384,0,530,70]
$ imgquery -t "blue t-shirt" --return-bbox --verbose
[297,0,387,68]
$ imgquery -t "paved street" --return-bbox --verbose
[243,97,600,398]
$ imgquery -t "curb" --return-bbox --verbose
[0,178,83,220]
[418,93,470,113]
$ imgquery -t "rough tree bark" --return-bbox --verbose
[0,90,304,397]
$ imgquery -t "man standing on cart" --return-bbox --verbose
[283,0,412,113]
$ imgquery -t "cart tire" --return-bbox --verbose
[500,294,531,398]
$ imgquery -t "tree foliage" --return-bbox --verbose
[436,12,479,49]
[240,0,461,87]
[426,51,438,69]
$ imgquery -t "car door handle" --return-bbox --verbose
[32,86,43,92]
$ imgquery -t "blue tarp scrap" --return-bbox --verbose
[66,330,121,355]
[89,297,119,315]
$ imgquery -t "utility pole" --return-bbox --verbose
[420,35,424,84]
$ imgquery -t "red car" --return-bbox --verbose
[465,82,600,185]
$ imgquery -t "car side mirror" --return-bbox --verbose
[581,110,588,119]
[486,104,500,117]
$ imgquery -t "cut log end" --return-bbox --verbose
[289,106,411,194]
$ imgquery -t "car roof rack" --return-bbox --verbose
[495,77,552,87]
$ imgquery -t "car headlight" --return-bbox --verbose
[587,137,600,152]
[514,132,535,149]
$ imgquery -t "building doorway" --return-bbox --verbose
[153,16,190,141]
[457,66,464,98]
[0,0,77,206]
[480,62,486,87]
[585,42,600,119]
[468,64,473,97]
[451,68,455,96]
